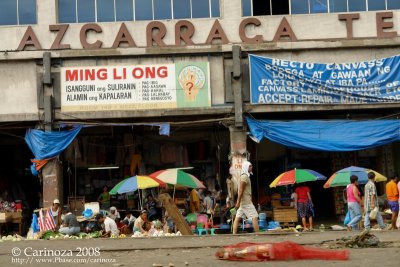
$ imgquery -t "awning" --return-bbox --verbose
[246,117,400,152]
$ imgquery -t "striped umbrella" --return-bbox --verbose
[270,168,326,188]
[324,166,387,188]
[109,175,166,195]
[149,168,205,189]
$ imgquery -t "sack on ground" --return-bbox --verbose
[369,207,378,220]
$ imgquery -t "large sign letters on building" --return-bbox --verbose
[61,62,210,112]
[249,54,400,104]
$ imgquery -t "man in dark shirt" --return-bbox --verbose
[59,206,81,235]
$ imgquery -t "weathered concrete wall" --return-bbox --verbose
[0,61,38,116]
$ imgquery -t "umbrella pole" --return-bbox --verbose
[139,189,142,210]
[173,185,176,200]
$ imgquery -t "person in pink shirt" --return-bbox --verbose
[346,175,362,231]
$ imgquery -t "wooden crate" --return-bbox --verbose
[0,212,12,223]
[7,211,22,220]
[273,207,298,223]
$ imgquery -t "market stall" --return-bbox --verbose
[0,201,23,235]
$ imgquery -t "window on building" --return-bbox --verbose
[135,0,153,20]
[368,0,385,11]
[0,0,36,25]
[97,0,115,22]
[211,0,220,17]
[78,0,96,23]
[192,0,210,18]
[242,0,252,16]
[348,0,366,11]
[154,0,172,20]
[58,0,220,23]
[253,0,270,15]
[329,0,347,12]
[116,0,133,21]
[310,0,328,13]
[271,0,289,15]
[291,0,309,14]
[244,0,400,16]
[387,0,400,9]
[19,0,37,24]
[59,0,76,23]
[173,0,191,19]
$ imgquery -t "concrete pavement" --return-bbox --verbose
[1,230,399,267]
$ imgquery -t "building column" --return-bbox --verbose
[41,52,64,207]
[42,159,63,208]
[228,126,247,202]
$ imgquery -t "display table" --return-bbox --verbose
[0,211,22,235]
[272,206,298,225]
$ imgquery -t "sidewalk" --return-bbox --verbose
[1,230,399,267]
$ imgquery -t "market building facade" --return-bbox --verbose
[1,0,400,222]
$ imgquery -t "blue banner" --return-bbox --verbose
[249,54,400,104]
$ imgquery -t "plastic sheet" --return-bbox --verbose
[216,241,349,261]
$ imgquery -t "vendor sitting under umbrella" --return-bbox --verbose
[95,213,119,237]
[108,206,121,221]
[59,206,81,236]
[123,210,136,228]
[133,210,148,233]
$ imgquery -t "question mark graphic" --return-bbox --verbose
[186,82,194,94]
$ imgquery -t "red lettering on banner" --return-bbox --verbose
[132,68,144,79]
[131,66,168,79]
[113,68,126,80]
[158,66,168,78]
[66,70,78,81]
[65,68,108,81]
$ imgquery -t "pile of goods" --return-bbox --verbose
[0,234,23,242]
[0,201,17,212]
[1,230,184,241]
[131,230,182,238]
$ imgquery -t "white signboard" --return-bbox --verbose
[61,62,210,112]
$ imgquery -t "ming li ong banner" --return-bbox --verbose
[61,62,211,112]
[249,54,400,104]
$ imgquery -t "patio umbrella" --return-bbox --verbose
[149,168,205,189]
[323,166,387,188]
[109,175,166,209]
[269,168,327,188]
[149,168,205,199]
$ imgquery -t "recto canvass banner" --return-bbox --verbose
[249,54,400,104]
[61,62,210,112]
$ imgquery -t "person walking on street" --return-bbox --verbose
[386,176,399,230]
[364,172,386,230]
[346,175,362,231]
[233,161,259,234]
[295,183,314,231]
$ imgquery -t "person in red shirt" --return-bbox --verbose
[295,184,314,231]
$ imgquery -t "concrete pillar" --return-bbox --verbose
[228,126,247,202]
[41,52,64,207]
[229,125,247,155]
[42,159,63,208]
